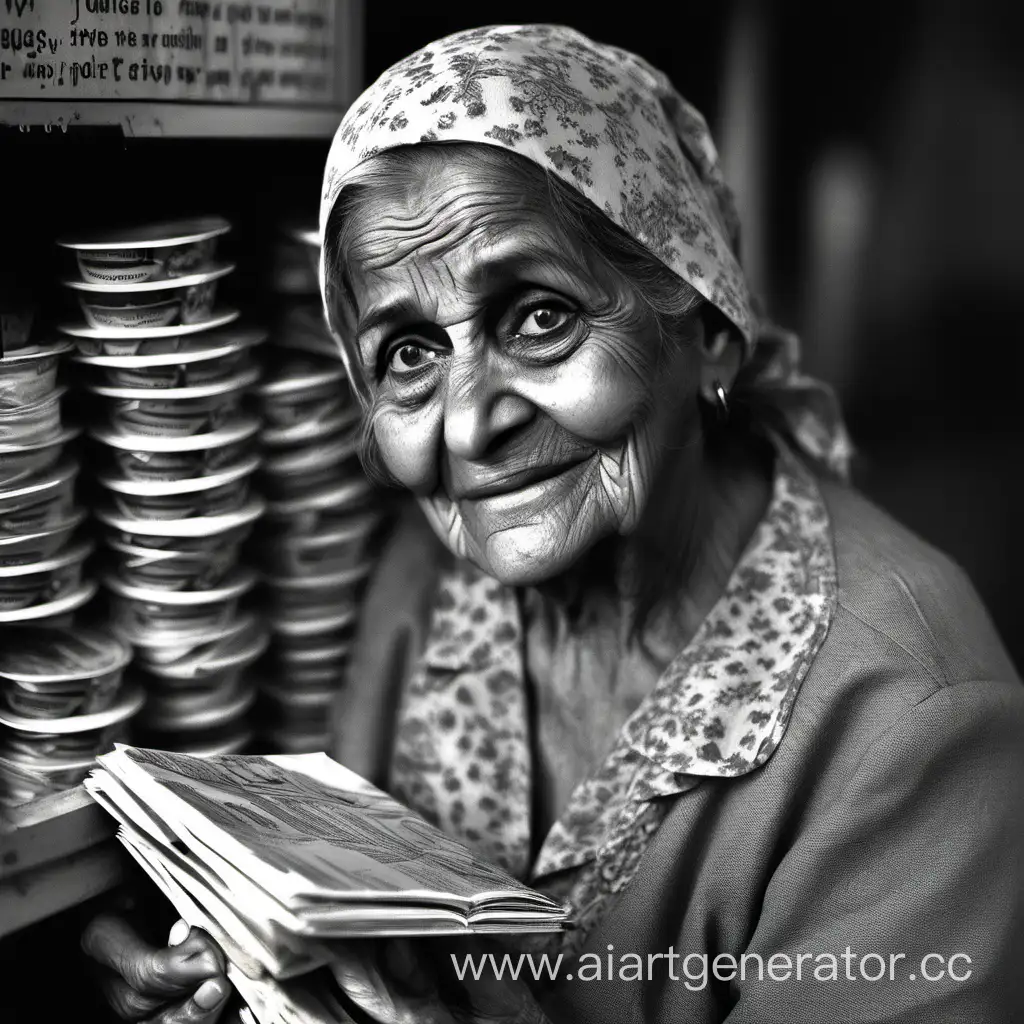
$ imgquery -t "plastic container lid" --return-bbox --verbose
[0,580,97,623]
[98,455,260,497]
[141,685,255,732]
[265,477,373,519]
[60,308,239,340]
[263,558,372,592]
[0,626,132,683]
[261,434,361,478]
[94,496,265,537]
[0,385,66,419]
[0,340,75,365]
[87,365,259,400]
[132,614,267,680]
[103,568,256,605]
[119,616,245,651]
[0,457,79,505]
[269,606,358,638]
[0,424,80,456]
[0,685,143,733]
[63,262,234,293]
[58,217,231,251]
[259,408,360,448]
[0,509,87,557]
[273,640,351,664]
[70,326,266,367]
[90,415,260,453]
[0,540,93,579]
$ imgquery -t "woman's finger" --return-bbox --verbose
[82,914,224,998]
[149,978,233,1024]
[99,973,169,1021]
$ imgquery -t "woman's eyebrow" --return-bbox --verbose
[466,244,580,291]
[356,242,580,340]
[357,296,422,338]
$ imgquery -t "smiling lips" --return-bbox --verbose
[455,453,593,506]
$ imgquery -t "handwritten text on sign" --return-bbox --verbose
[0,0,338,104]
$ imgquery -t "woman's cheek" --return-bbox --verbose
[541,336,653,442]
[373,405,441,492]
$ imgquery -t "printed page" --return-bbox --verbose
[98,746,561,915]
[117,834,351,1024]
[163,815,316,938]
[91,770,325,943]
[85,767,181,847]
[146,808,550,938]
[88,769,304,955]
[124,828,325,980]
[99,747,320,907]
[117,826,267,982]
[89,769,310,957]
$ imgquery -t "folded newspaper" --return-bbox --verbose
[86,745,570,1024]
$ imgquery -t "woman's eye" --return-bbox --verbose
[516,307,572,337]
[387,342,437,374]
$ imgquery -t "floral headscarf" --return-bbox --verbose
[319,24,851,478]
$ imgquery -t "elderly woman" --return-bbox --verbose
[83,24,1024,1024]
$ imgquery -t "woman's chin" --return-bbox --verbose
[474,526,596,587]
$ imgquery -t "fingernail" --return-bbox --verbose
[168,919,190,946]
[194,978,228,1010]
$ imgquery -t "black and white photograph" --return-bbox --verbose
[1,2,1022,1021]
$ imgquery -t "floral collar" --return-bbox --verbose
[389,441,837,885]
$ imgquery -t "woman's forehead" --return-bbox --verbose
[350,231,592,340]
[347,171,555,268]
[345,188,593,319]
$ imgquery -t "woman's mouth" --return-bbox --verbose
[455,455,594,515]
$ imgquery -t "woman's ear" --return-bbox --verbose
[698,324,743,403]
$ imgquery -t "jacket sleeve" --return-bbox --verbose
[724,678,1024,1024]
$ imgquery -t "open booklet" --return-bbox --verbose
[85,745,570,1001]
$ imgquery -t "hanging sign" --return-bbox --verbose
[0,0,347,107]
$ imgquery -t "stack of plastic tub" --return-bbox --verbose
[57,217,268,757]
[0,294,141,804]
[253,225,387,754]
[0,626,137,807]
[0,297,95,630]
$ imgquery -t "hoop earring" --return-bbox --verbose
[711,379,729,422]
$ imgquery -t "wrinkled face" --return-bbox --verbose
[341,163,704,586]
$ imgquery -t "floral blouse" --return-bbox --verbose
[387,441,837,953]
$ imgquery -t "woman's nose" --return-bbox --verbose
[443,349,534,460]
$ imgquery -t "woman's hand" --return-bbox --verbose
[81,914,232,1022]
[332,937,550,1024]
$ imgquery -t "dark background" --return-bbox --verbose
[1,2,1022,1018]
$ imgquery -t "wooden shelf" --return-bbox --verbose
[0,100,347,138]
[0,841,124,939]
[1,785,114,880]
[0,785,123,937]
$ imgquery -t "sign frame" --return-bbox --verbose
[0,0,362,138]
